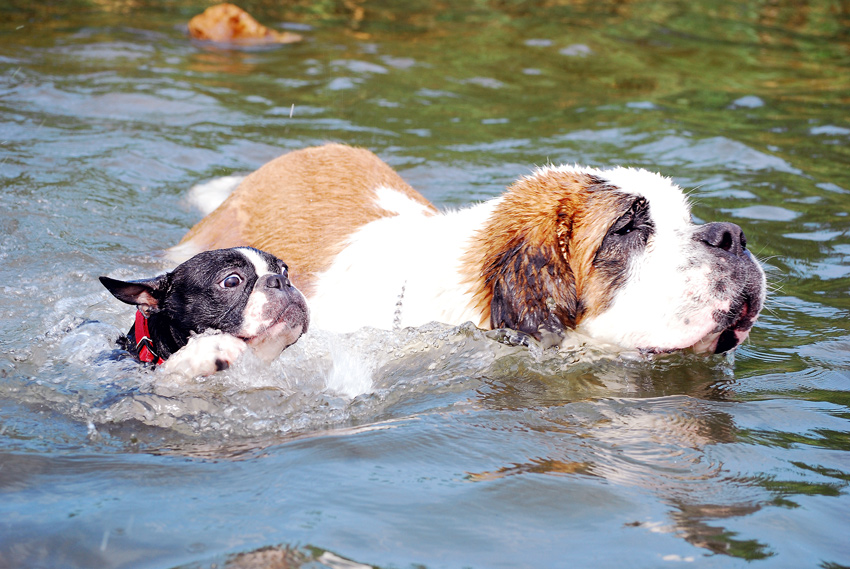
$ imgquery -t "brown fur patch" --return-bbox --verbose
[462,169,634,336]
[178,144,437,295]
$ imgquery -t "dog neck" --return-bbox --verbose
[128,310,190,365]
[129,310,164,364]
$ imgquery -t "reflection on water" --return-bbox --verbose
[1,0,849,568]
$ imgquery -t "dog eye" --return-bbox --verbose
[614,216,635,236]
[220,274,242,288]
[612,212,636,236]
[611,198,650,237]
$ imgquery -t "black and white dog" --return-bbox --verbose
[100,247,309,377]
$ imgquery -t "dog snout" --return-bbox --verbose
[263,273,291,290]
[695,222,748,257]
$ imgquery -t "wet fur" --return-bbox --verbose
[173,144,765,354]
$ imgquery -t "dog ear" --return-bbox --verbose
[99,275,168,312]
[487,240,580,339]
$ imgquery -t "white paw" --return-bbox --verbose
[158,332,248,378]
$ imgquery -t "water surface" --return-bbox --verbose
[1,1,849,568]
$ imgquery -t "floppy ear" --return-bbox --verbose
[487,239,580,339]
[99,274,168,313]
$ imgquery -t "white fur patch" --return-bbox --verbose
[374,186,433,217]
[240,289,273,337]
[309,199,501,333]
[158,332,248,378]
[237,248,275,337]
[165,242,199,265]
[237,247,274,277]
[185,175,245,215]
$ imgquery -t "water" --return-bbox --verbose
[1,0,849,567]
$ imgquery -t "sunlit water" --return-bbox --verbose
[1,1,849,568]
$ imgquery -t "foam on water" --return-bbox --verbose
[10,294,708,447]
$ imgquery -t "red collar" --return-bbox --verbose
[134,310,165,365]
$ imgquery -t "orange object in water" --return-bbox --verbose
[188,3,301,44]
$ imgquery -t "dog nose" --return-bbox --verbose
[695,222,748,257]
[265,274,290,289]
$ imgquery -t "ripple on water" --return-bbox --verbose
[784,258,850,280]
[48,41,156,61]
[11,82,228,126]
[724,205,802,222]
[729,95,766,109]
[571,398,730,486]
[631,135,803,174]
[809,125,850,136]
[331,59,389,75]
[782,230,844,242]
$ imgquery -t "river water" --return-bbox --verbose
[1,1,849,567]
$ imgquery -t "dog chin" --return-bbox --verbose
[686,327,750,355]
[688,294,761,354]
[666,309,756,355]
[243,306,309,363]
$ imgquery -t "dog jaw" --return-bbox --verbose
[238,288,309,363]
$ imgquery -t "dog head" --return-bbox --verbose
[470,166,765,354]
[100,247,309,364]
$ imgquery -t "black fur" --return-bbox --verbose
[487,241,578,338]
[592,196,655,293]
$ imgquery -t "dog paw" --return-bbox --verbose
[158,332,248,378]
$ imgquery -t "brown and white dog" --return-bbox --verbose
[172,144,765,354]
